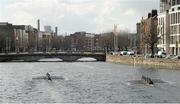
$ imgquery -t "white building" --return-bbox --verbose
[169,0,180,55]
[157,0,180,55]
[157,4,171,53]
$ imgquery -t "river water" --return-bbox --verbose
[0,62,180,103]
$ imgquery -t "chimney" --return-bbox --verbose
[37,19,40,31]
[148,13,152,18]
[55,26,58,36]
[152,9,157,17]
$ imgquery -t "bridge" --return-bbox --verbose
[0,52,106,62]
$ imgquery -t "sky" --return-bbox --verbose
[0,0,159,35]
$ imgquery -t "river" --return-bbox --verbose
[0,62,180,103]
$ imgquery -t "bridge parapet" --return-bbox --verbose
[0,52,106,62]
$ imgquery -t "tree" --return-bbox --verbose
[143,17,158,57]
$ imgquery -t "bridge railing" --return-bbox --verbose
[0,51,106,55]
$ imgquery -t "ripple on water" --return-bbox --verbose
[0,62,180,103]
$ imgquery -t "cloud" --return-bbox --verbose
[124,9,136,16]
[0,0,159,34]
[94,0,119,32]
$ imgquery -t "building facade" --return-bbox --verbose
[169,0,180,55]
[158,0,180,55]
[13,25,29,52]
[0,22,15,53]
[85,33,94,51]
[137,10,158,55]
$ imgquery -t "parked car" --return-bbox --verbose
[156,51,167,58]
[120,51,127,56]
[110,52,120,55]
[127,51,135,55]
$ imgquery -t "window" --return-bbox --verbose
[170,36,174,44]
[174,26,177,34]
[178,0,180,5]
[171,14,172,24]
[172,8,174,11]
[172,0,176,6]
[178,7,180,10]
[178,12,180,23]
[175,13,177,24]
[171,26,173,34]
[173,13,176,24]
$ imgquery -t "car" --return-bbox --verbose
[120,51,127,56]
[127,51,135,55]
[157,51,167,58]
[110,52,120,55]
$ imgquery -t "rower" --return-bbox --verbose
[141,75,154,85]
[46,72,52,80]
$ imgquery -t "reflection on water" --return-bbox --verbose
[38,58,63,62]
[0,62,180,103]
[77,57,97,62]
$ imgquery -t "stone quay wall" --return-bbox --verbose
[106,55,180,69]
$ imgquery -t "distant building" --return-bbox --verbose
[94,34,102,51]
[13,25,28,52]
[136,21,144,54]
[26,25,39,52]
[0,22,15,53]
[85,33,94,51]
[68,32,102,52]
[127,33,137,51]
[137,10,158,55]
[70,32,86,51]
[41,31,54,51]
[44,25,52,33]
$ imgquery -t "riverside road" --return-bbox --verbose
[0,62,180,103]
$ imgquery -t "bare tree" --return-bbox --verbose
[143,17,158,57]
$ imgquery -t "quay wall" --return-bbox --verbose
[106,55,180,69]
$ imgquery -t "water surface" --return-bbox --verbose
[0,62,180,103]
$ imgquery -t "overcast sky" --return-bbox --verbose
[0,0,159,34]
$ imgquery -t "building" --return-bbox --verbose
[14,25,39,52]
[13,25,29,52]
[85,33,94,51]
[136,21,144,54]
[157,0,171,54]
[26,25,39,52]
[158,0,180,55]
[68,32,102,52]
[137,10,158,55]
[169,0,180,55]
[127,33,137,51]
[0,22,15,53]
[70,32,86,51]
[44,25,52,33]
[94,34,102,51]
[143,10,158,55]
[160,0,171,13]
[41,31,54,51]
